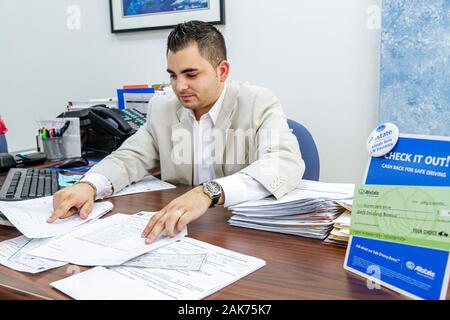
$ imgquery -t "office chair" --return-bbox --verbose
[287,119,320,181]
[0,135,7,153]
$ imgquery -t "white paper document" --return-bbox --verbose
[334,211,351,227]
[123,252,207,271]
[336,199,353,211]
[0,236,66,273]
[0,213,13,227]
[0,197,113,239]
[50,237,266,300]
[230,180,354,210]
[108,176,175,198]
[29,212,187,266]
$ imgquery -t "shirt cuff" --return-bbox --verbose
[214,172,271,208]
[81,173,113,200]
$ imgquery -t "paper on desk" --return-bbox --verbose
[123,252,207,271]
[50,237,266,300]
[0,197,113,239]
[228,220,332,239]
[230,215,335,226]
[51,267,165,300]
[0,236,66,273]
[230,180,354,210]
[107,175,175,198]
[0,213,13,227]
[336,199,353,211]
[334,211,351,227]
[29,212,187,266]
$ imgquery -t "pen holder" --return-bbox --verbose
[42,137,65,161]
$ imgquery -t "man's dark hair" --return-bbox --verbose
[167,20,227,68]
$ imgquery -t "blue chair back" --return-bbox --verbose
[287,119,320,181]
[0,135,7,153]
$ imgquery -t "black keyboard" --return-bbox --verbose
[0,168,60,201]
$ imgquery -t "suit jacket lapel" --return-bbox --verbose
[171,104,194,185]
[213,81,239,178]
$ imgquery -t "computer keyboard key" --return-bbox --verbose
[52,179,59,194]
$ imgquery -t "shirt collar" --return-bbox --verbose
[188,83,227,125]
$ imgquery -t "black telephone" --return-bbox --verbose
[57,105,147,157]
[89,105,133,139]
[88,105,146,139]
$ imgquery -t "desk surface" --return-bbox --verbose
[0,185,448,300]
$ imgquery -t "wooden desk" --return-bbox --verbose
[0,185,448,300]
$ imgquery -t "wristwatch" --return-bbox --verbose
[202,181,222,208]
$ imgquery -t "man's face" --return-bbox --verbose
[167,43,227,115]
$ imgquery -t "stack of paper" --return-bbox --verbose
[323,210,352,247]
[228,180,355,240]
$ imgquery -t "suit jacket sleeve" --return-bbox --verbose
[88,100,160,193]
[240,88,305,199]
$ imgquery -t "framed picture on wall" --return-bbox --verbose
[109,0,225,33]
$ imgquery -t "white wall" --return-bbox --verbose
[0,0,381,183]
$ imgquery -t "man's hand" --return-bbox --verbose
[48,183,96,223]
[142,186,215,244]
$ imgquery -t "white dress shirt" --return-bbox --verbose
[81,84,270,207]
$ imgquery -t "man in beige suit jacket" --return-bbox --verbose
[49,21,304,244]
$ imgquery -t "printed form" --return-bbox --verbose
[0,236,66,273]
[50,237,266,300]
[108,176,175,198]
[0,197,113,238]
[123,251,207,271]
[29,212,187,266]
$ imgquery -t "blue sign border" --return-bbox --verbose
[117,88,155,110]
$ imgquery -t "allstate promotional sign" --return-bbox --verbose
[365,134,450,186]
[345,133,450,300]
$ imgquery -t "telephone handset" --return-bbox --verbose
[88,105,134,140]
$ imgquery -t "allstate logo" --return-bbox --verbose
[406,261,415,270]
[376,124,386,132]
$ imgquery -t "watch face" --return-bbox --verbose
[205,181,221,195]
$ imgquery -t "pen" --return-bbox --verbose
[59,121,71,136]
[36,134,41,152]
